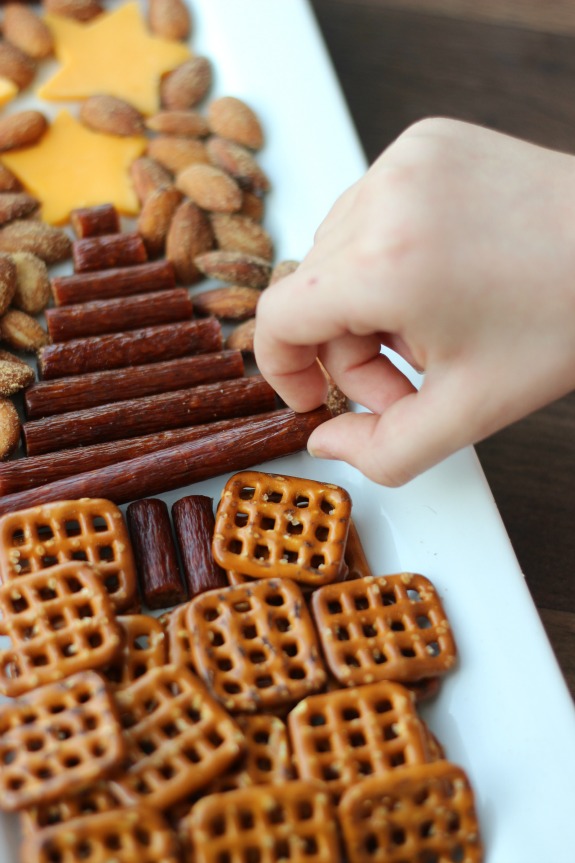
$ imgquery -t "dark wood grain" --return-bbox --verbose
[310,0,575,698]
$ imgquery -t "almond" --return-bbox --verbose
[176,164,242,213]
[0,110,48,152]
[160,56,212,110]
[166,199,214,285]
[79,94,145,137]
[0,163,21,193]
[0,397,20,459]
[225,317,255,353]
[129,156,174,205]
[270,259,299,285]
[239,191,264,223]
[206,136,270,193]
[3,4,54,60]
[0,253,16,315]
[41,0,103,21]
[148,0,191,41]
[207,96,264,150]
[210,213,273,260]
[147,136,208,174]
[0,192,40,226]
[145,110,209,138]
[137,186,183,258]
[0,348,27,366]
[0,358,34,396]
[194,250,271,288]
[0,40,36,90]
[10,251,51,314]
[0,308,49,352]
[193,285,260,320]
[0,220,71,263]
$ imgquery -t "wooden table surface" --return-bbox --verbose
[309,0,575,699]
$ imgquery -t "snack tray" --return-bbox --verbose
[1,1,575,861]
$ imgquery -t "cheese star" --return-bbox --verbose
[1,110,146,225]
[38,1,192,115]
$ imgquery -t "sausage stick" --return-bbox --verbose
[172,495,227,597]
[127,499,187,609]
[51,260,176,306]
[72,232,147,272]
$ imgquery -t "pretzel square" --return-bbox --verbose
[212,471,352,586]
[21,806,182,863]
[287,680,434,802]
[209,713,293,794]
[187,578,327,712]
[110,664,245,810]
[338,761,483,863]
[0,498,139,611]
[0,671,125,812]
[20,782,125,837]
[189,779,341,863]
[0,562,122,697]
[100,614,167,690]
[311,573,457,686]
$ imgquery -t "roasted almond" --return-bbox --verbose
[270,259,299,284]
[193,285,260,320]
[176,163,242,212]
[207,96,264,150]
[210,213,273,260]
[79,94,145,137]
[0,358,34,396]
[206,136,270,193]
[166,199,214,285]
[145,110,209,138]
[0,348,28,366]
[147,136,208,174]
[239,191,264,222]
[160,56,212,109]
[0,40,36,90]
[0,220,71,263]
[0,308,49,352]
[0,163,21,193]
[3,4,54,59]
[137,185,183,258]
[148,0,191,41]
[0,110,48,152]
[0,253,16,316]
[194,250,271,288]
[10,251,51,314]
[0,397,20,459]
[42,0,104,21]
[0,192,40,226]
[225,317,255,353]
[129,156,174,205]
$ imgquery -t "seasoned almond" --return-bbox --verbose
[0,40,36,90]
[0,192,39,226]
[239,191,264,222]
[129,156,174,205]
[0,397,20,459]
[210,213,273,260]
[206,136,270,193]
[0,358,34,396]
[0,110,47,151]
[193,285,260,320]
[270,259,299,285]
[160,56,212,109]
[0,308,49,352]
[0,348,27,366]
[207,96,264,150]
[225,317,255,353]
[148,0,191,41]
[194,250,271,288]
[79,94,145,137]
[0,220,71,263]
[176,164,242,213]
[3,4,54,59]
[42,0,103,21]
[137,186,183,258]
[0,253,16,316]
[0,163,21,193]
[10,251,51,314]
[147,136,208,174]
[166,199,213,285]
[145,110,209,138]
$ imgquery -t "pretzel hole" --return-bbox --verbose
[204,606,221,622]
[314,737,331,752]
[267,805,285,824]
[248,650,266,665]
[184,746,201,763]
[36,523,54,542]
[19,624,36,640]
[315,525,329,542]
[260,516,275,530]
[426,641,440,657]
[235,512,249,527]
[64,519,81,537]
[407,588,422,602]
[65,576,83,593]
[98,545,115,562]
[217,853,232,863]
[52,724,73,741]
[223,681,242,694]
[104,834,122,851]
[390,752,406,766]
[92,515,109,532]
[159,763,175,779]
[327,600,342,615]
[274,839,290,858]
[401,647,417,658]
[296,800,314,820]
[63,755,81,768]
[1,659,21,679]
[71,551,88,562]
[364,834,379,854]
[416,615,432,629]
[451,848,465,863]
[78,604,94,619]
[419,820,434,837]
[75,840,93,859]
[104,574,120,594]
[255,674,274,689]
[286,521,302,536]
[281,550,298,563]
[243,624,258,639]
[353,595,369,610]
[374,699,392,714]
[238,810,255,830]
[282,642,298,657]
[210,814,226,836]
[322,764,340,781]
[265,593,284,606]
[362,623,377,638]
[310,554,325,570]
[244,848,261,863]
[186,706,202,723]
[14,556,31,574]
[134,635,151,652]
[390,620,405,631]
[309,713,326,727]
[10,595,29,613]
[41,555,59,568]
[295,495,309,508]
[88,633,103,649]
[77,689,92,704]
[344,653,360,668]
[391,828,406,846]
[36,767,53,780]
[275,617,291,633]
[83,715,98,732]
[302,836,318,855]
[217,657,234,671]
[208,729,224,747]
[380,591,397,606]
[383,723,398,741]
[349,731,366,748]
[7,776,24,790]
[11,527,26,546]
[239,485,256,500]
[256,755,272,772]
[1,748,16,763]
[288,665,305,679]
[61,642,78,657]
[372,649,387,665]
[31,652,49,667]
[254,544,269,561]
[135,828,152,847]
[228,540,242,558]
[358,760,374,776]
[162,721,180,738]
[48,702,66,714]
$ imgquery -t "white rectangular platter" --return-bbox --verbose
[1,1,575,861]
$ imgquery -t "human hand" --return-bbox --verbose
[254,118,575,486]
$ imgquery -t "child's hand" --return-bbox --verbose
[254,118,575,485]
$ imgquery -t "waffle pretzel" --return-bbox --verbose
[187,578,327,712]
[189,779,342,863]
[100,613,167,690]
[212,470,352,586]
[20,782,124,837]
[0,671,125,812]
[311,573,457,686]
[0,562,122,697]
[110,664,245,810]
[338,761,484,863]
[21,806,182,863]
[0,498,138,612]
